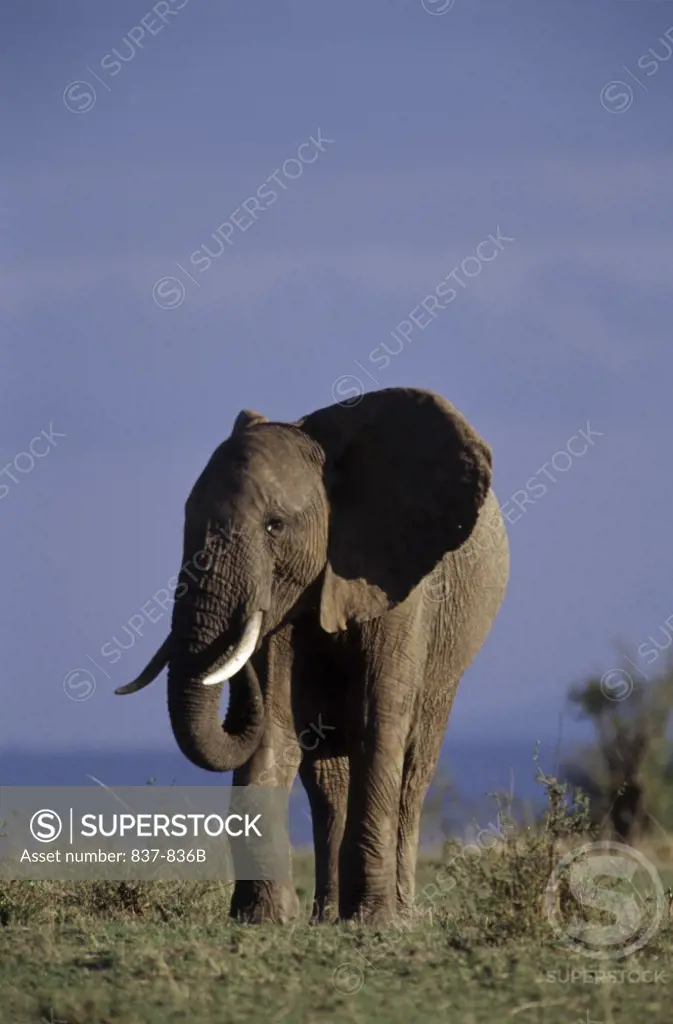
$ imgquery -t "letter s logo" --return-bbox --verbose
[545,842,666,959]
[30,810,63,842]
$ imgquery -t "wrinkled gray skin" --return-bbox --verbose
[118,388,509,924]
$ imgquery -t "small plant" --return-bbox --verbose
[433,745,597,948]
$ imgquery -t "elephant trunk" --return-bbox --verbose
[167,657,264,773]
[166,547,266,772]
[117,537,268,772]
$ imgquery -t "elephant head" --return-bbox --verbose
[116,388,492,772]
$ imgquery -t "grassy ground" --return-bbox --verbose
[1,775,671,1023]
[2,829,672,1024]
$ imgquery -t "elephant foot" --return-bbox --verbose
[229,880,300,924]
[338,898,397,925]
[310,895,339,924]
[395,894,415,918]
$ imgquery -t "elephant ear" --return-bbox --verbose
[297,388,492,632]
[232,409,268,433]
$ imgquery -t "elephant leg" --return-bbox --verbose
[396,762,437,915]
[290,616,350,923]
[396,763,423,915]
[299,752,349,922]
[229,726,302,923]
[229,628,302,924]
[396,689,456,916]
[338,734,406,922]
[336,654,413,924]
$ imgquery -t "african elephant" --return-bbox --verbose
[117,387,509,923]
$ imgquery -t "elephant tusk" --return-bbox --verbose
[115,636,172,695]
[201,612,263,686]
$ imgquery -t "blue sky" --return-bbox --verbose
[2,0,673,758]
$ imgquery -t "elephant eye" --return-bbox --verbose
[265,516,285,537]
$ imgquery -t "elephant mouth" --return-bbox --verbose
[115,611,264,695]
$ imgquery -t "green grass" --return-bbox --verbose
[1,767,671,1022]
[2,840,672,1024]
